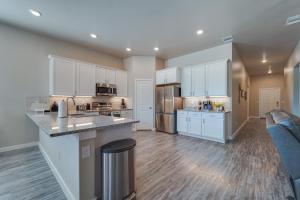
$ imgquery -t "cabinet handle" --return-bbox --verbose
[203,119,205,124]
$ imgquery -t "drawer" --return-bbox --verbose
[189,112,202,117]
[203,113,224,119]
[177,110,187,116]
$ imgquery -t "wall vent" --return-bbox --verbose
[222,35,233,43]
[286,15,300,26]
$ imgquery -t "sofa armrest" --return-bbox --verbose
[268,125,300,180]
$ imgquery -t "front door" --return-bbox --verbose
[135,79,154,130]
[259,88,280,118]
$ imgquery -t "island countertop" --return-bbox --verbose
[26,112,138,137]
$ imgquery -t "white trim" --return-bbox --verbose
[39,144,76,200]
[229,119,249,140]
[0,142,38,153]
[249,116,260,119]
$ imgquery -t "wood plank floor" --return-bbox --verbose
[134,119,294,200]
[0,146,66,200]
[0,119,294,200]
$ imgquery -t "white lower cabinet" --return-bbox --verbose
[177,110,227,143]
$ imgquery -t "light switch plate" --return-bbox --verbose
[82,145,91,159]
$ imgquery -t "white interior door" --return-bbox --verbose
[259,88,280,118]
[135,79,154,130]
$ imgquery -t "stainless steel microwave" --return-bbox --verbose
[96,83,117,96]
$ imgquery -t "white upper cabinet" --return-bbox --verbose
[206,60,228,96]
[116,70,128,97]
[95,67,116,85]
[106,69,116,85]
[95,67,106,83]
[156,67,181,85]
[49,56,76,96]
[191,65,206,96]
[181,67,192,97]
[76,62,96,96]
[181,59,228,97]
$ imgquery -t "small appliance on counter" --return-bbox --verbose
[51,101,58,112]
[58,100,67,118]
[121,98,127,109]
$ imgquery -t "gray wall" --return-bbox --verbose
[0,23,123,148]
[284,40,300,116]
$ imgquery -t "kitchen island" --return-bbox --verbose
[27,112,138,200]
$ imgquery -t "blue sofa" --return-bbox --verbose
[266,110,300,200]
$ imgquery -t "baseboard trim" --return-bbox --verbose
[249,116,260,119]
[229,119,248,140]
[39,144,76,200]
[0,142,38,153]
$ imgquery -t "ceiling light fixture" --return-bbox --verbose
[90,33,97,39]
[126,48,131,52]
[29,9,41,17]
[154,47,159,51]
[268,66,272,74]
[196,29,204,35]
[261,59,268,63]
[286,15,300,26]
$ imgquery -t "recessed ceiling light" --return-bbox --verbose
[261,59,268,63]
[196,29,204,35]
[286,15,300,26]
[126,48,131,52]
[90,33,97,39]
[154,47,159,51]
[29,9,41,17]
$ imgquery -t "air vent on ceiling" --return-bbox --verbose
[222,35,233,43]
[286,15,300,26]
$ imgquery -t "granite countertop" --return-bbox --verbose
[177,109,231,113]
[26,112,138,137]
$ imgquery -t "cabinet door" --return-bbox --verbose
[188,112,202,136]
[206,60,227,96]
[156,70,166,85]
[181,67,192,97]
[191,65,206,96]
[76,62,96,96]
[165,68,180,84]
[116,70,128,97]
[95,67,106,83]
[177,111,188,132]
[202,113,224,140]
[49,56,76,96]
[106,69,116,84]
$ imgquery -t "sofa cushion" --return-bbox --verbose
[278,117,300,143]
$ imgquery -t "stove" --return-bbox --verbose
[92,102,113,116]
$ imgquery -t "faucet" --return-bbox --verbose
[66,97,76,116]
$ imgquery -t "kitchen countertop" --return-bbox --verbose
[85,108,133,112]
[26,112,138,137]
[177,109,231,113]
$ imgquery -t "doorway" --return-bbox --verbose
[135,79,154,130]
[259,87,280,118]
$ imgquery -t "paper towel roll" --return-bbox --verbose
[58,100,67,118]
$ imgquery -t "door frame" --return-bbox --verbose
[134,79,154,130]
[259,87,280,118]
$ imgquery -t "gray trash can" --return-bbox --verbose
[101,139,136,200]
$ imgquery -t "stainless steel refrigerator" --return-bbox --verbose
[155,84,183,134]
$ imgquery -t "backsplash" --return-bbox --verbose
[183,96,232,111]
[26,96,132,112]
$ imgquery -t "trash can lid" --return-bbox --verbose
[101,138,136,153]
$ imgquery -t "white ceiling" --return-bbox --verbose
[0,0,300,75]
